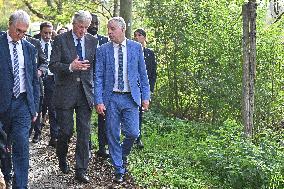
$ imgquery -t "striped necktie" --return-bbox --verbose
[12,41,20,98]
[118,44,124,91]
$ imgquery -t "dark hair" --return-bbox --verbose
[40,21,53,31]
[134,28,146,37]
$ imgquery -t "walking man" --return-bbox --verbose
[94,17,150,183]
[0,10,39,189]
[49,10,97,183]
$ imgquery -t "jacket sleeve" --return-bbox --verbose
[138,45,150,101]
[94,46,105,105]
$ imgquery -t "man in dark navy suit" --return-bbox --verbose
[39,22,58,147]
[0,10,39,189]
[134,28,157,149]
[87,13,109,159]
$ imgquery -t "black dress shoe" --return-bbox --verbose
[96,150,110,159]
[114,173,124,183]
[75,173,90,183]
[59,160,70,174]
[32,135,41,143]
[135,139,144,149]
[48,138,57,148]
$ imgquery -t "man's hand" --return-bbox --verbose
[70,56,90,71]
[32,112,38,122]
[96,104,106,116]
[142,100,150,111]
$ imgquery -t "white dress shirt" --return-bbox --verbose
[112,39,130,92]
[7,33,26,93]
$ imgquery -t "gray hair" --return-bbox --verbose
[72,10,92,25]
[108,17,126,29]
[9,10,30,26]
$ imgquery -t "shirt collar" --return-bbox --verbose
[113,38,127,48]
[7,31,20,44]
[72,31,85,41]
[41,38,51,45]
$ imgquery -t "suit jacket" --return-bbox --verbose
[95,39,150,107]
[49,30,97,109]
[26,36,48,96]
[97,34,108,46]
[144,47,157,93]
[0,33,40,116]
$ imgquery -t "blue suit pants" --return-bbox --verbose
[106,93,140,174]
[0,93,31,189]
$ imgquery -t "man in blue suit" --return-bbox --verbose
[94,17,150,183]
[0,10,39,189]
[87,13,109,159]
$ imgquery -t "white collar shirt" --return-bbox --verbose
[7,33,26,93]
[112,39,130,92]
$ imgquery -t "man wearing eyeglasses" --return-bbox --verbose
[0,10,39,189]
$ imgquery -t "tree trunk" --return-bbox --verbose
[113,0,119,17]
[242,1,257,138]
[120,0,132,39]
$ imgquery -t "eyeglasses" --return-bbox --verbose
[15,27,27,35]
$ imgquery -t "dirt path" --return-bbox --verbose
[28,126,137,189]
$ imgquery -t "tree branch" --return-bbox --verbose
[23,0,55,20]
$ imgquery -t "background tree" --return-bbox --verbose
[120,0,132,38]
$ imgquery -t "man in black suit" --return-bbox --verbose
[49,10,97,183]
[134,28,157,148]
[0,10,39,189]
[26,35,48,144]
[39,22,58,147]
[87,13,109,159]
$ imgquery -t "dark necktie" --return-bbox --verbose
[76,38,83,61]
[44,43,49,58]
[118,44,124,91]
[12,42,20,98]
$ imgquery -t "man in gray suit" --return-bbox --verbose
[94,17,150,183]
[49,10,97,183]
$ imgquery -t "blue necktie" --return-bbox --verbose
[118,44,124,91]
[76,38,83,61]
[44,43,48,58]
[12,42,20,98]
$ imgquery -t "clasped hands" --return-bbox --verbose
[70,56,90,71]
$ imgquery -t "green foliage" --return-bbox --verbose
[130,110,284,188]
[141,0,283,130]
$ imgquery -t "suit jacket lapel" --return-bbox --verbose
[66,31,77,60]
[85,35,97,61]
[2,34,13,74]
[22,40,30,79]
[108,42,115,77]
[126,40,133,75]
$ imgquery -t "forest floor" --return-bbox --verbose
[28,124,138,189]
